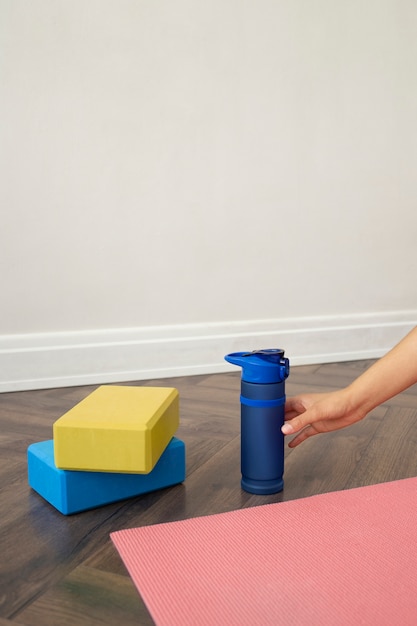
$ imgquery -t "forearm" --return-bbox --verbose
[345,326,417,415]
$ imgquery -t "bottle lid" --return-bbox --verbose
[224,349,290,383]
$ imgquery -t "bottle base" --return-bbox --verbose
[241,477,284,495]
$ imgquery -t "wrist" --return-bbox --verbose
[344,379,380,417]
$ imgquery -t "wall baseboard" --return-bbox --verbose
[1,312,416,392]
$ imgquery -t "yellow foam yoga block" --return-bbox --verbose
[53,385,179,473]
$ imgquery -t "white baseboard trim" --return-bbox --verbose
[1,311,416,392]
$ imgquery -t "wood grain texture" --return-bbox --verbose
[1,362,417,624]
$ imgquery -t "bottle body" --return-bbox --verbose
[240,380,285,495]
[224,349,289,495]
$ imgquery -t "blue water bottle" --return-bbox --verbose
[224,349,290,495]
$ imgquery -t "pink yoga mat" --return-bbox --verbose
[111,477,417,626]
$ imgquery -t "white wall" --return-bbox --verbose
[1,1,417,391]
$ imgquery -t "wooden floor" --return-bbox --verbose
[1,360,417,625]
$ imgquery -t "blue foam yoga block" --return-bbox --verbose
[27,437,185,515]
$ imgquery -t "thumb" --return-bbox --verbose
[281,409,315,435]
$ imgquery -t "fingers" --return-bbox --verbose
[283,394,329,446]
[285,396,307,415]
[282,397,311,436]
[281,412,312,436]
[284,397,308,423]
[282,399,319,446]
[287,425,318,448]
[283,391,356,447]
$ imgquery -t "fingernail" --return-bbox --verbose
[281,424,293,435]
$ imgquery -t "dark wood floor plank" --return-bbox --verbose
[348,406,417,487]
[17,565,152,626]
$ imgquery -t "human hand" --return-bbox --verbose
[282,389,367,448]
